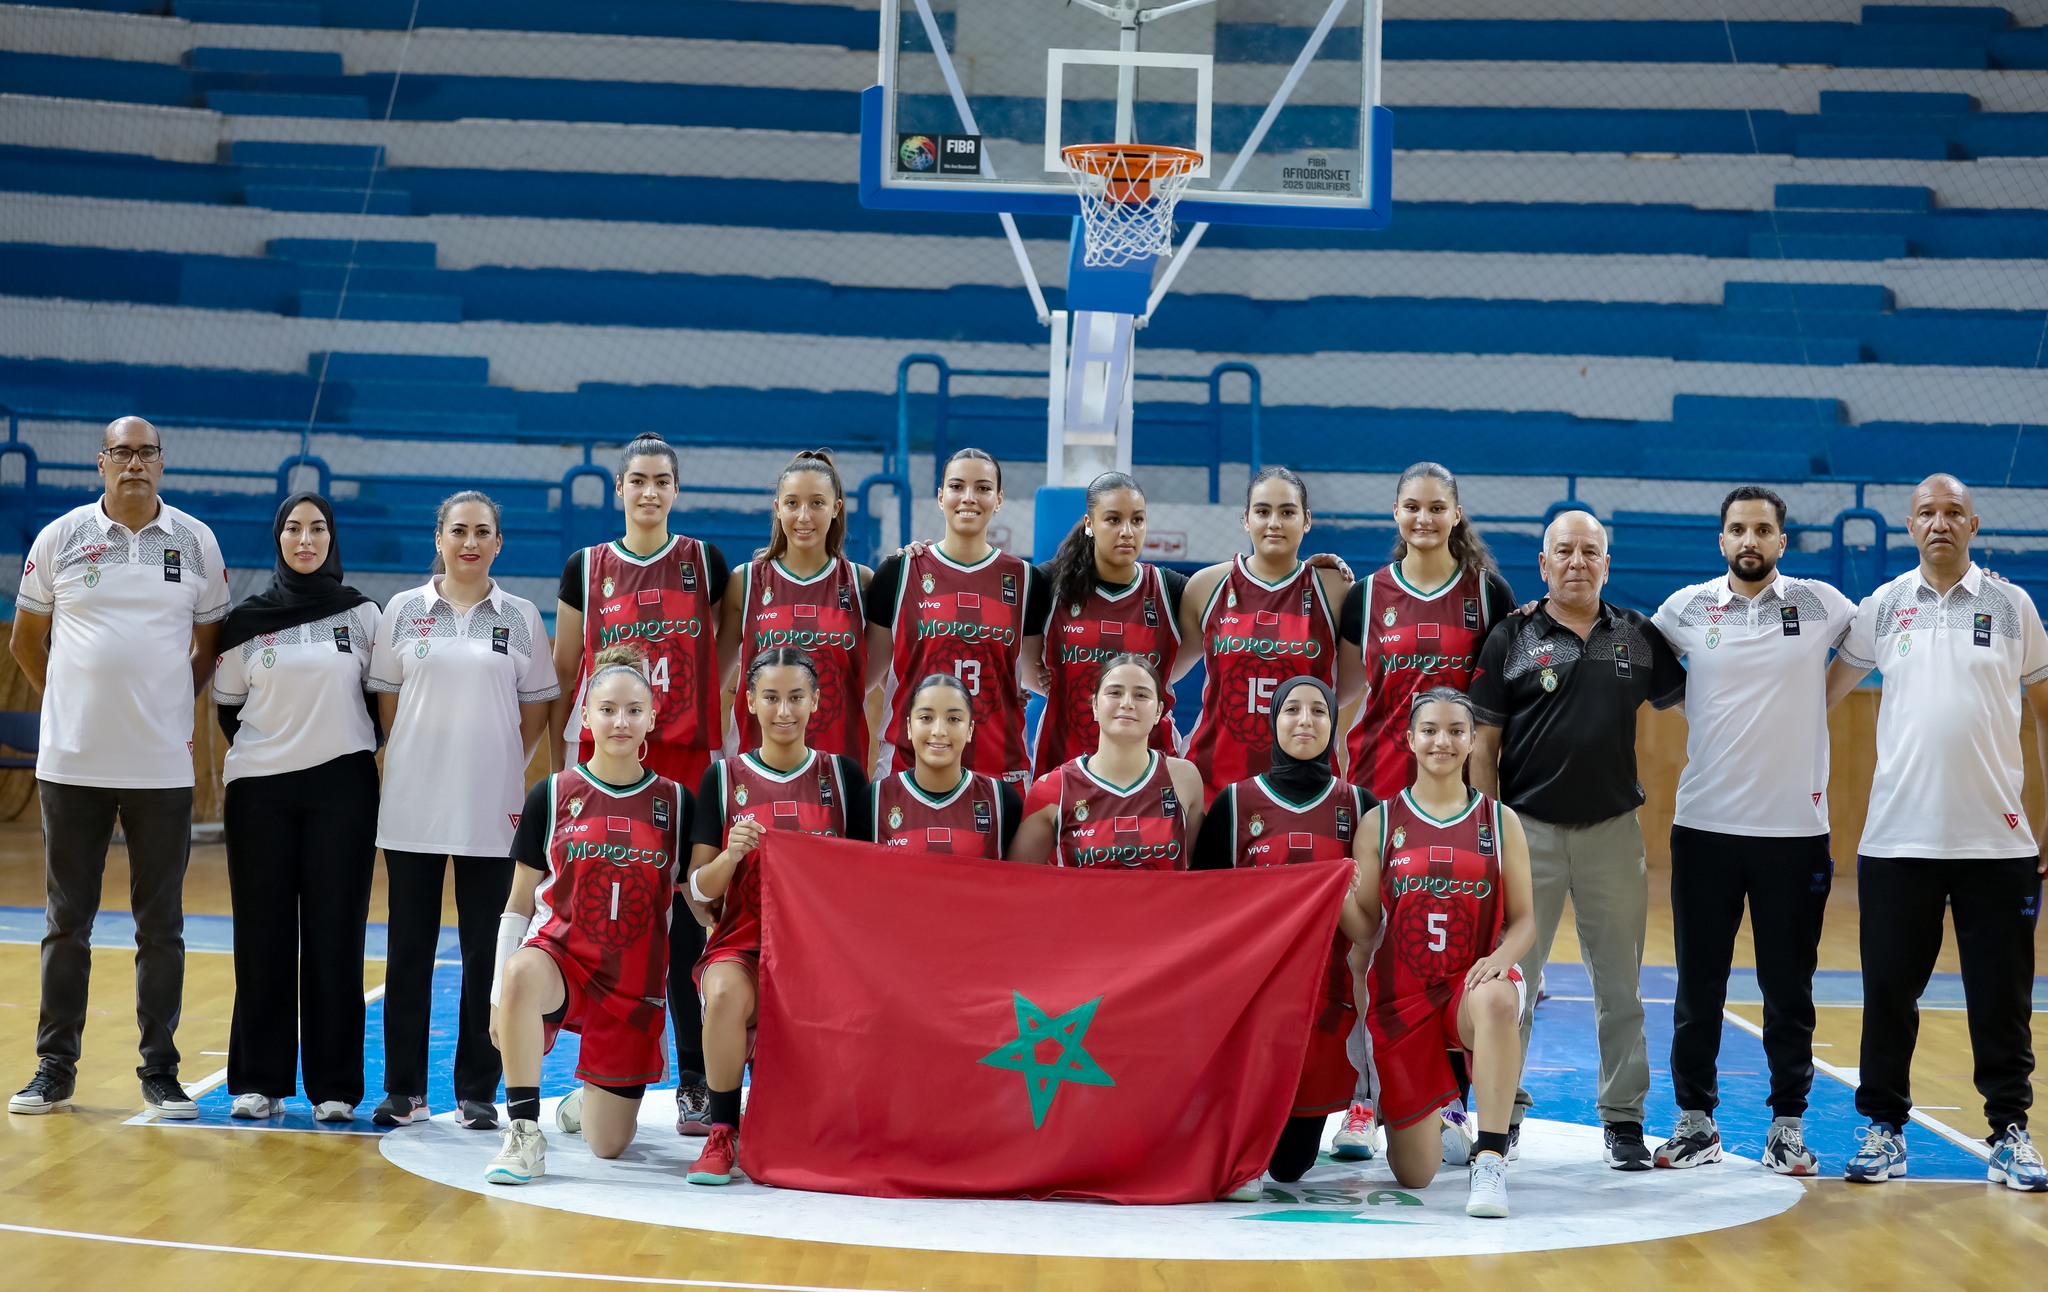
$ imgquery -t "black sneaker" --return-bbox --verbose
[676,1074,712,1138]
[140,1072,198,1119]
[1655,1110,1723,1169]
[8,1063,75,1115]
[1603,1121,1653,1171]
[458,1099,500,1130]
[372,1093,428,1127]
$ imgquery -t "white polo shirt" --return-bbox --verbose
[369,580,559,856]
[1840,563,2048,859]
[212,603,381,784]
[16,499,230,789]
[1654,573,1856,837]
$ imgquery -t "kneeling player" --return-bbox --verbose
[1351,687,1534,1217]
[685,648,867,1184]
[487,646,687,1184]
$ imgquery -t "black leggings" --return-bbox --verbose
[1269,1113,1328,1182]
[381,850,514,1103]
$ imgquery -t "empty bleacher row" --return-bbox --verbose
[2,0,2046,615]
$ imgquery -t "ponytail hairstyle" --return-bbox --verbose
[1391,461,1499,581]
[908,672,976,719]
[761,448,847,564]
[429,489,501,576]
[942,446,1003,493]
[1245,465,1309,514]
[1045,471,1144,613]
[744,645,819,693]
[618,431,679,481]
[1408,684,1478,730]
[585,642,655,704]
[1093,651,1164,698]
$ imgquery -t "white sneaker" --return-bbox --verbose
[485,1119,546,1185]
[313,1101,355,1123]
[556,1086,583,1133]
[1466,1152,1510,1218]
[1221,1176,1264,1202]
[1441,1105,1476,1166]
[1332,1101,1380,1161]
[231,1093,284,1119]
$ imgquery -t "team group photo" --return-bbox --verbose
[0,0,2044,1288]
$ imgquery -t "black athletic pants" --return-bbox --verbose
[223,752,378,1106]
[1269,1113,1327,1183]
[1855,854,2041,1134]
[35,780,193,1080]
[1669,826,1833,1118]
[668,896,706,1078]
[381,849,514,1104]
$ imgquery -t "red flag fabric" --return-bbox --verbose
[741,832,1353,1204]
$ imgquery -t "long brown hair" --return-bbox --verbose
[761,448,847,564]
[1389,461,1498,581]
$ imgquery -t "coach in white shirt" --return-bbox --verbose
[367,490,558,1130]
[1649,486,1855,1178]
[7,417,229,1119]
[1825,473,2048,1191]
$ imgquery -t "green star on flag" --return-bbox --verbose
[978,992,1116,1128]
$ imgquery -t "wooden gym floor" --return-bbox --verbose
[0,822,2042,1291]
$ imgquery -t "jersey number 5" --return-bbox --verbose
[1426,911,1447,953]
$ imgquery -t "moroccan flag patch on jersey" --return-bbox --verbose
[742,833,1349,1203]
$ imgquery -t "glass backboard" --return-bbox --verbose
[861,0,1391,230]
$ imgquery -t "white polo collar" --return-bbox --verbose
[95,497,171,538]
[429,577,504,615]
[1908,562,1982,599]
[1713,572,1787,607]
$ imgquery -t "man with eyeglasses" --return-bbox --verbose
[8,417,229,1119]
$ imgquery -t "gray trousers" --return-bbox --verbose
[1511,809,1650,1127]
[36,779,193,1079]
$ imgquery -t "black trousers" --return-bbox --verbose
[1669,825,1833,1118]
[1856,854,2041,1134]
[1269,1113,1327,1183]
[668,895,706,1079]
[35,779,193,1079]
[381,849,513,1103]
[223,752,378,1105]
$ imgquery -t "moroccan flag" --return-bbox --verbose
[741,833,1352,1203]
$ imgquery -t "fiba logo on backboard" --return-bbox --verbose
[897,133,938,172]
[898,132,983,175]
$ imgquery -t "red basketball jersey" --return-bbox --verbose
[527,766,683,1032]
[1346,565,1496,800]
[871,769,1007,858]
[1034,564,1181,776]
[1184,557,1338,798]
[733,555,868,760]
[699,750,852,960]
[580,536,719,751]
[1050,752,1191,870]
[1367,789,1506,1031]
[884,546,1033,782]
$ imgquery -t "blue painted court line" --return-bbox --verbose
[0,904,460,960]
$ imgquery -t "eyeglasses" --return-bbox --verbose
[102,446,162,464]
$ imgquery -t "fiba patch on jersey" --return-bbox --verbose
[1780,604,1801,636]
[332,625,351,652]
[817,773,835,807]
[491,625,510,654]
[1160,785,1179,818]
[162,548,181,583]
[1002,572,1018,605]
[1464,597,1480,631]
[1975,613,1994,647]
[1612,642,1631,678]
[653,798,671,829]
[1336,806,1352,841]
[1143,597,1158,627]
[973,799,992,833]
[679,561,697,594]
[1477,823,1495,856]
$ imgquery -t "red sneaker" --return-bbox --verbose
[686,1124,739,1185]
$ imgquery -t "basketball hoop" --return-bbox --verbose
[1060,143,1204,269]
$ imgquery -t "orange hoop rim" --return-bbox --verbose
[1060,143,1204,179]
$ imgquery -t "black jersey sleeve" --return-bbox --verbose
[1189,786,1236,870]
[867,555,905,630]
[1158,567,1189,623]
[833,754,872,840]
[703,542,731,607]
[512,778,554,871]
[1338,579,1365,647]
[689,763,726,850]
[1481,570,1518,626]
[1467,619,1516,728]
[558,551,585,614]
[1645,613,1688,711]
[1023,563,1052,636]
[997,780,1024,856]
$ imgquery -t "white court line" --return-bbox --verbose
[1720,1008,1992,1163]
[0,1223,913,1291]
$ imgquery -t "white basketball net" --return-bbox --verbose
[1061,146,1202,269]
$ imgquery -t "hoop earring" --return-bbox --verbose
[637,738,650,763]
